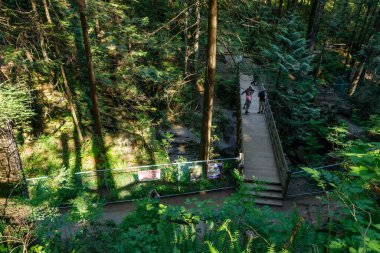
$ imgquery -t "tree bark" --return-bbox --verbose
[348,61,365,97]
[59,63,85,143]
[277,0,284,17]
[30,0,49,62]
[191,0,202,92]
[343,3,364,69]
[344,1,379,74]
[76,1,111,191]
[43,1,84,143]
[182,0,189,78]
[77,0,102,136]
[0,122,28,197]
[306,0,325,52]
[306,0,319,42]
[313,41,326,84]
[348,10,380,96]
[199,0,217,161]
[41,0,52,23]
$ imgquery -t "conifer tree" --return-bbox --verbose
[200,0,217,161]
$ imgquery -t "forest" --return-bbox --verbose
[0,0,379,252]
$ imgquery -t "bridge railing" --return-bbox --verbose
[236,73,243,168]
[260,84,290,197]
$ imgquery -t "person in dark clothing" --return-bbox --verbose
[241,85,254,114]
[150,189,160,199]
[258,88,266,114]
[251,73,259,86]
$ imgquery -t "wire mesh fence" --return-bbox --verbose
[26,158,240,203]
[287,163,345,197]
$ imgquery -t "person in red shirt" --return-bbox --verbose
[241,85,254,114]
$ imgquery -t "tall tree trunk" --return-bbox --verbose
[343,3,364,69]
[277,0,284,17]
[348,10,380,96]
[348,61,365,96]
[306,0,325,52]
[346,0,379,72]
[313,41,326,84]
[0,122,28,197]
[59,63,84,143]
[305,0,319,50]
[191,0,202,92]
[94,17,101,44]
[76,1,113,192]
[30,0,49,62]
[30,0,56,96]
[182,0,189,78]
[42,1,84,143]
[199,0,217,161]
[77,0,102,136]
[41,0,52,23]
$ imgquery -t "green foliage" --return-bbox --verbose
[269,79,330,163]
[0,81,33,128]
[365,115,380,138]
[344,141,380,182]
[260,15,313,80]
[68,193,104,223]
[6,149,380,253]
[304,141,380,253]
[28,167,78,206]
[326,124,350,150]
[2,0,380,252]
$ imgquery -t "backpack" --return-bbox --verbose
[258,90,265,99]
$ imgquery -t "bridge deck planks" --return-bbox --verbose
[240,74,281,184]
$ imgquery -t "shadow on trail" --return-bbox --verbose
[60,133,70,170]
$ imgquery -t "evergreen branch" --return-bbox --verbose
[148,1,202,36]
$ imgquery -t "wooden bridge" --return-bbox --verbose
[239,74,290,206]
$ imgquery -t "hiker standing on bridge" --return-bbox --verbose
[241,85,254,115]
[258,88,266,114]
[251,72,259,86]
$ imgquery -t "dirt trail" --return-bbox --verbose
[101,191,332,223]
[336,114,364,135]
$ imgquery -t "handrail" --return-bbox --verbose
[259,83,290,197]
[26,157,240,182]
[291,163,344,175]
[236,73,243,163]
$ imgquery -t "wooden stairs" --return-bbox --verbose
[243,181,284,207]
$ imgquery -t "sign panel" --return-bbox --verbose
[207,162,222,179]
[138,169,161,181]
[189,165,202,181]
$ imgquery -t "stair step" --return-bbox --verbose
[255,198,284,207]
[243,183,283,192]
[248,190,283,199]
[244,179,282,185]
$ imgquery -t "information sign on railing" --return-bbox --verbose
[138,169,161,181]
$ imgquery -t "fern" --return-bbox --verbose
[205,241,219,253]
[266,244,276,253]
[242,238,253,253]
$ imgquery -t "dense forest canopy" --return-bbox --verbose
[0,0,379,252]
